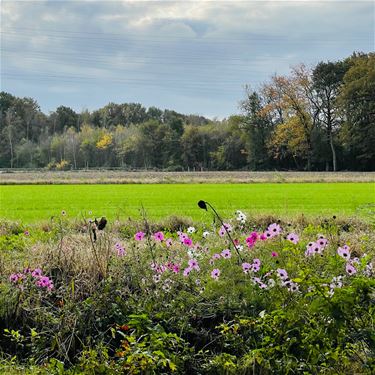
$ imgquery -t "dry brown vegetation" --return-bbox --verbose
[1,170,374,185]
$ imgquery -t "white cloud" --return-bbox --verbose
[1,0,373,117]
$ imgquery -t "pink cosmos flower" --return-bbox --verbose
[277,268,288,280]
[212,253,221,260]
[346,263,357,275]
[153,231,164,241]
[271,251,279,257]
[178,232,188,242]
[36,276,54,289]
[9,273,20,283]
[32,268,43,278]
[183,267,192,277]
[268,223,282,237]
[260,233,267,241]
[221,249,231,259]
[305,242,322,256]
[317,236,328,248]
[337,246,350,260]
[252,263,260,273]
[312,242,322,255]
[264,231,273,239]
[117,247,126,256]
[253,258,261,267]
[134,231,145,241]
[211,268,220,280]
[166,238,173,247]
[188,259,200,271]
[287,233,299,244]
[219,223,232,237]
[242,262,252,273]
[252,277,262,285]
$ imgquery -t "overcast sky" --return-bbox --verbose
[1,0,374,118]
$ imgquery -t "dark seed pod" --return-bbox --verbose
[97,217,107,230]
[198,200,207,210]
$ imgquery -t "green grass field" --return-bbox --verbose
[0,183,374,223]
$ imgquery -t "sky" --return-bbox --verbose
[1,0,374,119]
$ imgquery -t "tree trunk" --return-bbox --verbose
[329,133,337,171]
[326,103,337,172]
[8,126,14,169]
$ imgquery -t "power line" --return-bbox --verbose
[2,72,262,94]
[2,27,368,43]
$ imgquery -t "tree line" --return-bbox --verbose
[1,52,374,171]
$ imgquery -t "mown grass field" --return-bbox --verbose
[0,182,374,223]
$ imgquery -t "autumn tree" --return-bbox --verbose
[339,52,375,170]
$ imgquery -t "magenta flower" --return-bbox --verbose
[346,263,357,275]
[134,231,145,241]
[153,232,164,242]
[211,268,220,280]
[271,251,279,257]
[183,238,193,247]
[221,249,231,259]
[246,232,258,248]
[286,233,299,244]
[172,264,180,274]
[260,233,267,241]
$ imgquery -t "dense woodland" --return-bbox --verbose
[1,52,374,171]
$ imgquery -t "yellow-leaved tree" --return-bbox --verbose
[96,133,112,150]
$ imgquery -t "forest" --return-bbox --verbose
[1,52,374,171]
